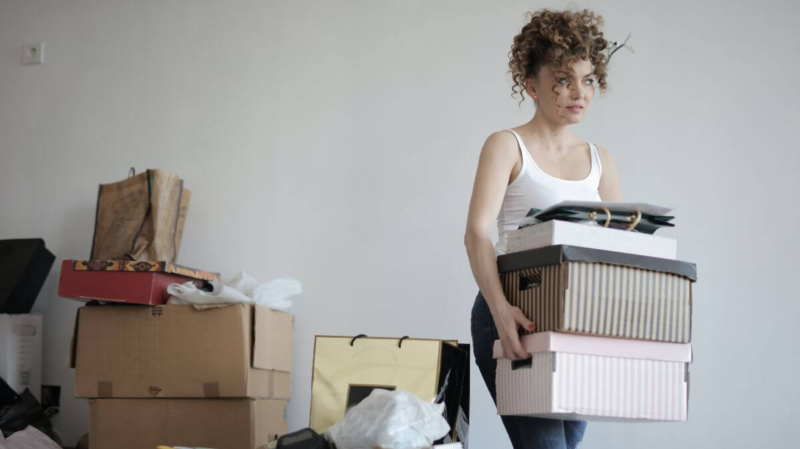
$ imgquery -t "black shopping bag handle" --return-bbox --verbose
[349,334,411,348]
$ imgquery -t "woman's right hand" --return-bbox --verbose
[493,301,535,360]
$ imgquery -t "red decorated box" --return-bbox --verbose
[58,259,218,305]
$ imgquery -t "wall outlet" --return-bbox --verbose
[22,43,45,65]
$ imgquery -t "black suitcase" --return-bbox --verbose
[0,239,55,313]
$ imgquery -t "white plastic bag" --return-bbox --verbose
[167,271,301,311]
[252,278,301,311]
[167,281,251,306]
[0,426,62,449]
[325,390,451,449]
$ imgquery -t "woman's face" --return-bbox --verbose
[526,59,597,125]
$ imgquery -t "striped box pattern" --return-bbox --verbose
[502,262,692,343]
[496,352,689,421]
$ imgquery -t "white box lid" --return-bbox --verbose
[493,331,692,363]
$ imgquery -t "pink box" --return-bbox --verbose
[494,332,691,422]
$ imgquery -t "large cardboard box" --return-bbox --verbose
[70,303,292,399]
[498,245,697,343]
[0,314,42,401]
[89,398,287,449]
[58,259,218,305]
[506,220,677,259]
[494,332,691,421]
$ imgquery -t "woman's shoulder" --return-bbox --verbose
[485,129,517,144]
[591,143,616,167]
[477,130,523,172]
[482,129,519,156]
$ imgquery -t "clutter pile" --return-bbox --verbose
[57,169,298,449]
[1,239,58,446]
[493,201,696,421]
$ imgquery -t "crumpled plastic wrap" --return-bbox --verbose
[325,390,450,449]
[167,271,300,311]
[0,426,61,449]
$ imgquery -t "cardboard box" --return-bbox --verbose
[90,398,287,449]
[71,303,292,399]
[494,332,691,421]
[58,259,218,305]
[499,245,697,343]
[0,314,42,401]
[506,220,677,259]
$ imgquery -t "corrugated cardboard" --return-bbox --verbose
[0,314,42,401]
[71,304,292,399]
[495,332,690,422]
[89,398,287,449]
[58,259,218,305]
[498,245,696,343]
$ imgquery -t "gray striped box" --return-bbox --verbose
[498,246,696,343]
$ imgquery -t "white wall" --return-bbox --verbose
[1,0,798,447]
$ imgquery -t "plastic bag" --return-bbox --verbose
[167,271,300,311]
[251,277,301,311]
[0,390,61,446]
[325,390,450,449]
[0,425,62,449]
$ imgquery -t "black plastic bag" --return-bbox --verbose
[0,388,61,445]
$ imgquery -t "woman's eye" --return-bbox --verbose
[558,78,568,85]
[585,79,596,85]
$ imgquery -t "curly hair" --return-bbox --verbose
[509,9,610,103]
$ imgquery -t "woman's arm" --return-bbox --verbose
[465,131,535,361]
[597,146,622,201]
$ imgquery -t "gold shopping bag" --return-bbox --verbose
[310,335,468,442]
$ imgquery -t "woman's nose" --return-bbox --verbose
[572,84,590,100]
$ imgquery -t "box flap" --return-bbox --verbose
[497,245,697,281]
[255,399,289,446]
[493,331,692,362]
[67,307,81,369]
[253,306,293,372]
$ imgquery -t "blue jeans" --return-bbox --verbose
[471,292,587,449]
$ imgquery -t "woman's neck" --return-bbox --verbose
[518,111,578,151]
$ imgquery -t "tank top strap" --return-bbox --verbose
[588,142,603,177]
[505,129,532,169]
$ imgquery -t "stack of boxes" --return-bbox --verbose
[494,215,695,421]
[59,260,294,448]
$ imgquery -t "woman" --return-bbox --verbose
[464,9,622,449]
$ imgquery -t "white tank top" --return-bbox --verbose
[495,129,603,255]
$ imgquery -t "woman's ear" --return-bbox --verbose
[525,78,538,101]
